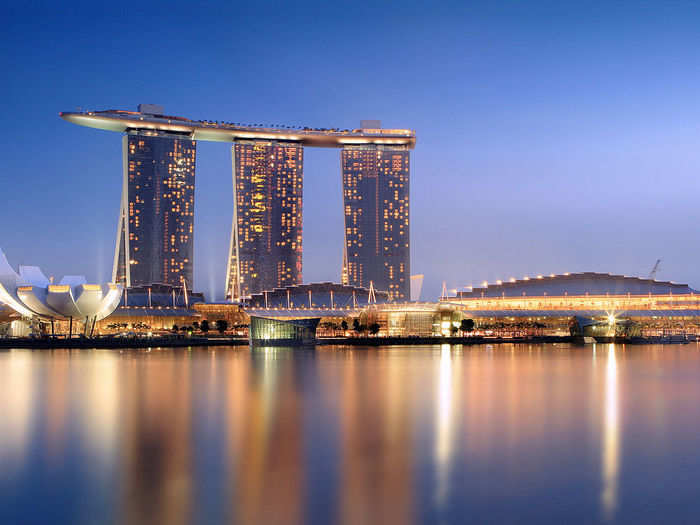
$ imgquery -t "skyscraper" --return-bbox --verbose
[341,142,410,301]
[113,130,196,289]
[225,140,303,300]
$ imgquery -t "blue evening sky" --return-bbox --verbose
[2,1,699,300]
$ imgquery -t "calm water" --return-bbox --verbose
[1,343,700,524]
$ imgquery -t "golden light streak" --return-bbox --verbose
[0,351,35,468]
[434,344,454,507]
[601,344,620,521]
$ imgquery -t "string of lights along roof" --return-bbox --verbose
[61,105,416,302]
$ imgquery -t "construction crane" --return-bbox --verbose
[648,259,661,281]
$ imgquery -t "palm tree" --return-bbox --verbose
[460,318,475,334]
[215,319,228,334]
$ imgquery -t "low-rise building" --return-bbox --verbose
[441,272,700,336]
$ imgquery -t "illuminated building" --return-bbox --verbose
[61,109,416,299]
[444,272,699,308]
[246,282,389,309]
[342,136,410,300]
[225,141,303,299]
[0,249,122,333]
[113,128,196,289]
[439,272,700,337]
[249,316,320,346]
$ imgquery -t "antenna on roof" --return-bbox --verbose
[648,259,662,280]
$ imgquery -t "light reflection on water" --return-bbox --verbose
[434,344,455,509]
[1,344,700,524]
[601,344,619,521]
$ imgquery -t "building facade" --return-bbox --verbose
[113,130,196,289]
[440,272,700,337]
[341,144,410,300]
[226,141,303,300]
[249,316,320,346]
[245,281,390,309]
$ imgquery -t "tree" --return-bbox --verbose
[172,323,179,333]
[216,319,228,334]
[192,321,200,331]
[460,319,475,333]
[450,324,459,336]
[341,320,348,331]
[369,322,380,336]
[200,320,209,333]
[352,318,361,333]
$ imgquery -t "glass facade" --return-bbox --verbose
[226,141,303,300]
[249,316,320,346]
[341,145,410,301]
[113,131,196,288]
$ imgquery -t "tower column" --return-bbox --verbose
[341,138,410,301]
[225,140,304,300]
[112,130,196,289]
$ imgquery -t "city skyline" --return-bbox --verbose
[3,2,700,300]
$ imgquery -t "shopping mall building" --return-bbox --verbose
[437,272,700,337]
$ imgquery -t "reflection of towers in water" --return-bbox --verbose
[120,355,193,525]
[226,141,304,300]
[0,351,36,468]
[332,350,414,525]
[341,144,410,301]
[113,131,196,288]
[44,352,70,459]
[225,349,305,524]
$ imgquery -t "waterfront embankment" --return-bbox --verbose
[316,335,574,346]
[0,336,249,349]
[2,334,694,350]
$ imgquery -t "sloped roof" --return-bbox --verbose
[455,272,697,298]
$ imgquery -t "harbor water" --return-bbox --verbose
[1,343,700,524]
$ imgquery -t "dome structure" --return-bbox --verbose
[0,249,123,323]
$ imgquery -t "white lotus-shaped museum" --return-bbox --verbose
[0,249,123,322]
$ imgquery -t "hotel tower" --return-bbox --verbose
[341,133,410,301]
[225,141,304,300]
[113,123,196,288]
